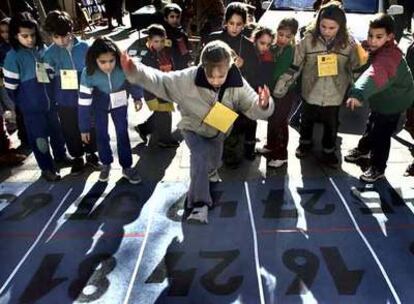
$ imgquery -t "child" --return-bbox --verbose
[79,37,143,184]
[43,10,100,175]
[252,26,275,89]
[345,14,414,182]
[0,17,30,156]
[121,40,274,223]
[257,18,299,168]
[162,3,192,70]
[404,32,414,176]
[274,2,360,167]
[3,12,71,181]
[0,17,25,165]
[206,2,260,166]
[134,24,179,148]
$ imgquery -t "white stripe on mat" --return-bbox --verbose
[244,182,266,304]
[0,188,73,295]
[123,192,157,304]
[329,178,401,304]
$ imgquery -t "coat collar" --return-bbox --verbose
[195,64,243,90]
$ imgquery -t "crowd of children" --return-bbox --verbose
[0,1,413,223]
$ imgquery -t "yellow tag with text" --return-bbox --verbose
[60,69,79,90]
[317,54,338,77]
[203,102,239,133]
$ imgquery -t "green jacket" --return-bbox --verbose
[349,41,414,114]
[271,44,295,85]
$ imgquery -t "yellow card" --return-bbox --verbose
[164,39,172,47]
[146,98,175,112]
[60,69,79,90]
[317,54,338,77]
[203,102,239,133]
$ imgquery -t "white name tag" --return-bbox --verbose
[60,69,78,90]
[36,63,50,83]
[110,90,128,109]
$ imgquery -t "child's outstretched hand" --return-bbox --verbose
[121,51,137,74]
[258,85,270,109]
[346,97,362,111]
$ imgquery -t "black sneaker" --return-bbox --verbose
[41,170,61,182]
[70,157,85,176]
[322,152,339,168]
[86,153,102,170]
[344,148,370,163]
[134,124,148,144]
[158,140,179,148]
[404,162,414,177]
[360,167,384,183]
[295,144,312,159]
[55,154,74,168]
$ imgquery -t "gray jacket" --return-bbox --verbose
[126,64,274,138]
[274,33,360,106]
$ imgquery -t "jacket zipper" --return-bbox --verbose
[107,72,113,110]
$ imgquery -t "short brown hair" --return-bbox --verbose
[44,10,73,35]
[200,40,233,77]
[277,18,299,35]
[369,13,395,35]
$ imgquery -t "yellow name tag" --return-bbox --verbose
[146,99,175,112]
[36,63,50,83]
[203,102,239,133]
[164,39,172,47]
[60,69,78,90]
[317,54,338,77]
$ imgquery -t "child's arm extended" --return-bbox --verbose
[346,49,402,110]
[273,39,306,98]
[237,79,274,121]
[121,52,182,103]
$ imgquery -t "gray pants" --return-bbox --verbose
[182,130,224,208]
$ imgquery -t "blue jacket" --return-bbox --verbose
[43,37,89,107]
[3,46,53,113]
[78,66,143,132]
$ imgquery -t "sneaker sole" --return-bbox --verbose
[344,154,370,163]
[267,160,288,168]
[122,174,142,184]
[360,174,384,183]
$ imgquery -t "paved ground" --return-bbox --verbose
[0,16,413,304]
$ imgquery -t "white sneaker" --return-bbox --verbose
[208,169,222,183]
[187,205,209,224]
[268,159,288,168]
[256,147,272,154]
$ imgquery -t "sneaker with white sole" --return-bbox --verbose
[99,165,111,182]
[208,169,222,183]
[360,167,384,183]
[187,205,209,224]
[344,148,370,163]
[122,167,142,184]
[268,159,288,168]
[256,146,272,154]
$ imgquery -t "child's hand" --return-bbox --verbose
[234,56,244,68]
[258,85,270,109]
[346,98,362,111]
[121,51,137,74]
[134,99,143,112]
[81,132,90,144]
